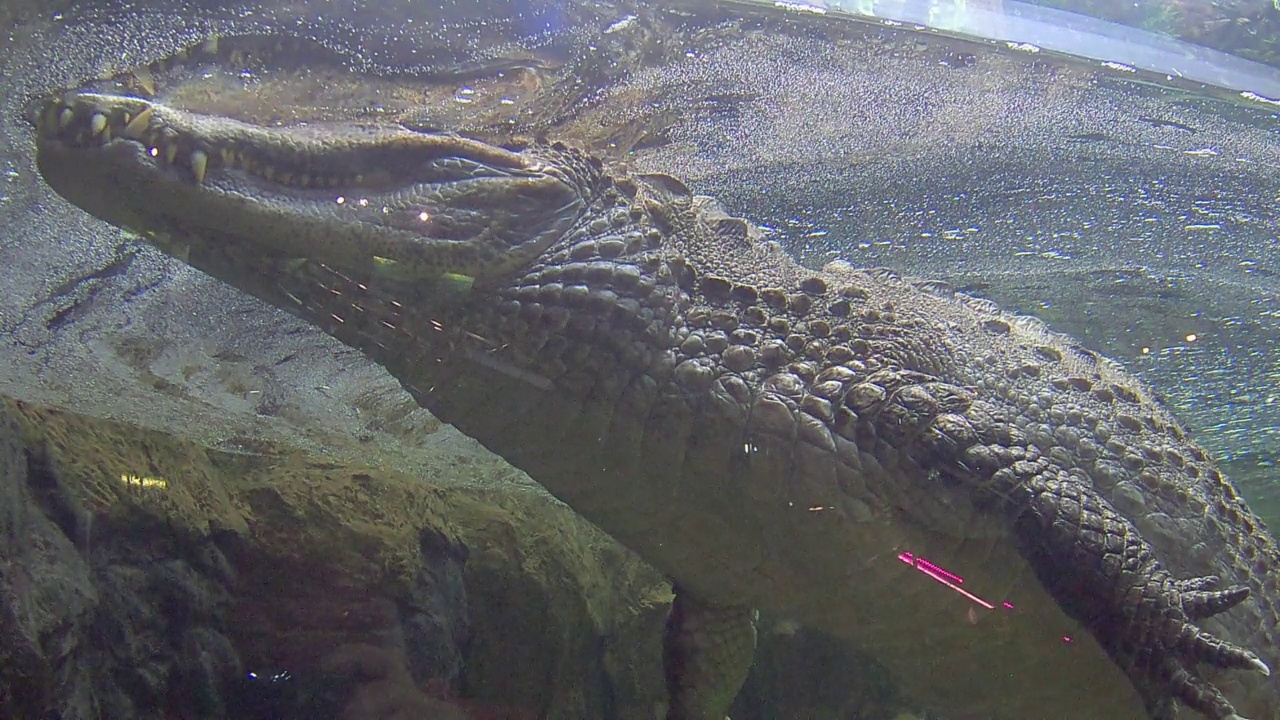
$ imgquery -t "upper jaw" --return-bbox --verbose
[31,91,593,287]
[31,91,537,188]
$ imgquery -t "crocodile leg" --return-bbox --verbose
[663,585,758,720]
[867,371,1279,719]
[1007,468,1270,720]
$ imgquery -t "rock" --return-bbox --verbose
[0,403,98,718]
[0,397,672,719]
[320,643,471,720]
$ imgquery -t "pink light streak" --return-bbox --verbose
[897,551,999,611]
[915,556,964,585]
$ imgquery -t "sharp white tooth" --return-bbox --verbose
[133,66,156,96]
[90,112,107,137]
[58,107,74,129]
[122,107,153,139]
[191,150,207,184]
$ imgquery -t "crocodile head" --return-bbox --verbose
[32,92,600,305]
[31,87,682,438]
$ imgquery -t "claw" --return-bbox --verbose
[1164,656,1243,719]
[1181,583,1251,620]
[1185,626,1267,675]
[1153,598,1268,719]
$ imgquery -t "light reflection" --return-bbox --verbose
[119,473,168,489]
[897,551,999,610]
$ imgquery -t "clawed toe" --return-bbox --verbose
[1185,626,1267,674]
[1136,576,1269,719]
[1181,582,1250,620]
[1012,471,1266,720]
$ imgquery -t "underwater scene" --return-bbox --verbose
[2,0,1280,718]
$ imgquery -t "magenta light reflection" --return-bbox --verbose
[897,551,1003,611]
[914,555,964,585]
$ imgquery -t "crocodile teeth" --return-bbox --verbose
[190,150,207,184]
[164,143,178,165]
[133,66,156,96]
[122,107,153,139]
[57,106,74,130]
[89,112,107,137]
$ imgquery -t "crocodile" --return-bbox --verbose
[29,85,1280,719]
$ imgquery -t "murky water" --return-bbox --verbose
[2,1,1280,719]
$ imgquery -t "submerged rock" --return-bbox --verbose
[0,397,671,719]
[0,402,98,717]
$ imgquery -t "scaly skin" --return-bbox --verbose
[30,90,1280,719]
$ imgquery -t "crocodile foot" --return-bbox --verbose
[1014,470,1269,720]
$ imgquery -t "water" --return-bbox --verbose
[2,1,1279,719]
